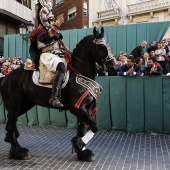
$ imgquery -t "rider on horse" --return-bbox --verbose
[29,0,69,108]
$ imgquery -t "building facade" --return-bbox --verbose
[91,0,170,38]
[53,0,88,30]
[0,0,36,54]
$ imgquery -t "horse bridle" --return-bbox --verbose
[93,36,114,73]
[71,36,114,72]
[95,36,114,62]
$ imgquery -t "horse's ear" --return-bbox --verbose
[93,26,100,38]
[93,26,97,35]
[101,27,104,37]
[101,27,104,34]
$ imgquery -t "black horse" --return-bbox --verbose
[0,27,116,162]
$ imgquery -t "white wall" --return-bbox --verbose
[0,0,34,22]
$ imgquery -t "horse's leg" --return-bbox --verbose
[71,98,98,161]
[76,101,97,138]
[77,120,86,137]
[4,100,34,160]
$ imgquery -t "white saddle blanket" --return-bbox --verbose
[32,70,69,89]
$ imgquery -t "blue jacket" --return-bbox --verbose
[119,64,141,76]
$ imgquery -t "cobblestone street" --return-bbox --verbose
[0,124,170,170]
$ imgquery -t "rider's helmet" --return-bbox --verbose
[35,0,55,29]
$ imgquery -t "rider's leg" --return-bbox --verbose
[49,62,65,107]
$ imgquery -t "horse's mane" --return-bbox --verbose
[9,66,25,76]
[72,35,94,56]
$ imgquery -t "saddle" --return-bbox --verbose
[32,60,69,89]
[39,60,55,84]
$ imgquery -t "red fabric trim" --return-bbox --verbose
[75,91,89,109]
[28,28,46,41]
[91,107,97,118]
[48,27,57,37]
[64,52,71,62]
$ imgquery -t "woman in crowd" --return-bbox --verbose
[135,57,144,76]
[155,43,167,75]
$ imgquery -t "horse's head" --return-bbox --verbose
[93,27,116,74]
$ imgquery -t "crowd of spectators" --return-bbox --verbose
[0,55,24,77]
[1,38,170,77]
[97,38,170,77]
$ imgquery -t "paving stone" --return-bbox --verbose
[1,124,170,170]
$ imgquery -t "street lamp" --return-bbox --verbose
[18,21,34,41]
[27,21,34,33]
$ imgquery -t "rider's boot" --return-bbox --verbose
[49,70,64,108]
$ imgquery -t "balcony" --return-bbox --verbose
[97,8,121,21]
[0,0,33,22]
[128,0,170,16]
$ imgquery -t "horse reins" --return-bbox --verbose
[72,55,96,69]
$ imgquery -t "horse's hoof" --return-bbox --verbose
[77,149,94,162]
[9,147,31,160]
[71,136,85,153]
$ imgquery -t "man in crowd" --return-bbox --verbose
[119,56,141,76]
[144,57,163,76]
[13,55,24,65]
[147,41,157,54]
[131,40,147,59]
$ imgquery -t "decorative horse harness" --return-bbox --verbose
[72,36,114,110]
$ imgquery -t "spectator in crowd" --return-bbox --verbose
[131,40,147,59]
[135,57,143,66]
[8,57,14,65]
[144,57,163,76]
[147,41,157,54]
[13,57,17,64]
[143,52,149,67]
[116,52,127,74]
[1,62,9,75]
[161,39,169,73]
[150,51,155,57]
[119,56,141,76]
[13,55,24,65]
[162,39,169,55]
[15,60,23,69]
[167,41,170,72]
[0,55,6,68]
[5,67,13,76]
[155,43,167,75]
[149,50,161,67]
[136,57,144,76]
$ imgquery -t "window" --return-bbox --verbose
[83,2,88,16]
[56,0,64,6]
[68,6,77,21]
[0,21,6,38]
[56,13,64,20]
[16,0,31,9]
[104,0,117,10]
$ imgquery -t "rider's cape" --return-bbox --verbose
[29,27,49,69]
